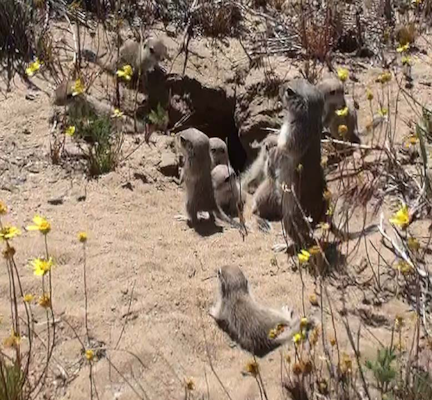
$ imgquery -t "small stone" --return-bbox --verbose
[133,172,148,184]
[121,181,133,191]
[25,93,36,101]
[158,151,178,177]
[48,196,64,205]
[23,128,31,135]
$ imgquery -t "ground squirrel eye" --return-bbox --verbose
[329,90,336,95]
[286,87,295,97]
[149,47,155,54]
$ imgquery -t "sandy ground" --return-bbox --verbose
[1,26,432,400]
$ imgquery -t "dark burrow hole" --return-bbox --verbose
[146,68,248,172]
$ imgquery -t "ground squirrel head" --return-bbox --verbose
[177,128,210,165]
[279,79,324,121]
[317,77,346,110]
[217,265,249,297]
[144,37,168,63]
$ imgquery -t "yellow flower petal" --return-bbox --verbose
[116,64,133,81]
[78,232,88,243]
[298,249,311,264]
[337,68,349,82]
[25,58,42,77]
[72,78,84,96]
[27,215,51,234]
[65,126,76,136]
[397,43,410,53]
[23,294,34,303]
[85,349,95,361]
[0,226,21,241]
[389,203,410,229]
[338,125,348,137]
[30,257,53,277]
[366,88,374,101]
[111,108,124,118]
[335,107,349,117]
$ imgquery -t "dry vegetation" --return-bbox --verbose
[1,0,432,399]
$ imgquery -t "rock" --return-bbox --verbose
[133,172,149,184]
[158,151,178,177]
[48,196,64,205]
[234,81,282,161]
[23,128,31,135]
[25,93,36,101]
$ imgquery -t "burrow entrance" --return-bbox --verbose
[146,68,248,172]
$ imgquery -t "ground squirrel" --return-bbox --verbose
[211,164,244,217]
[275,79,326,247]
[210,265,309,357]
[241,134,278,194]
[82,37,167,79]
[317,77,360,144]
[209,137,229,169]
[175,128,242,229]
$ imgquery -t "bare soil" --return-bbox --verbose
[1,24,432,400]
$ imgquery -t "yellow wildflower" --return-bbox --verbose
[309,294,319,306]
[185,378,195,391]
[341,353,352,374]
[3,331,21,348]
[25,58,42,77]
[319,222,331,231]
[396,260,413,275]
[378,108,388,117]
[85,349,95,361]
[336,107,349,117]
[111,108,124,118]
[78,232,88,243]
[300,317,308,329]
[0,226,21,241]
[366,88,373,101]
[31,257,53,277]
[23,294,34,303]
[407,236,420,252]
[397,43,410,53]
[0,200,6,215]
[404,134,418,148]
[298,249,311,264]
[38,294,51,308]
[27,215,51,234]
[245,360,259,377]
[337,68,349,82]
[395,315,404,330]
[72,78,84,96]
[389,203,410,229]
[116,64,133,81]
[293,332,302,345]
[377,71,392,84]
[326,205,334,216]
[402,55,411,66]
[65,126,76,137]
[329,336,337,347]
[338,125,348,137]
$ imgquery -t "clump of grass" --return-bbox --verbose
[148,103,169,133]
[193,0,243,38]
[0,0,36,87]
[68,113,123,177]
